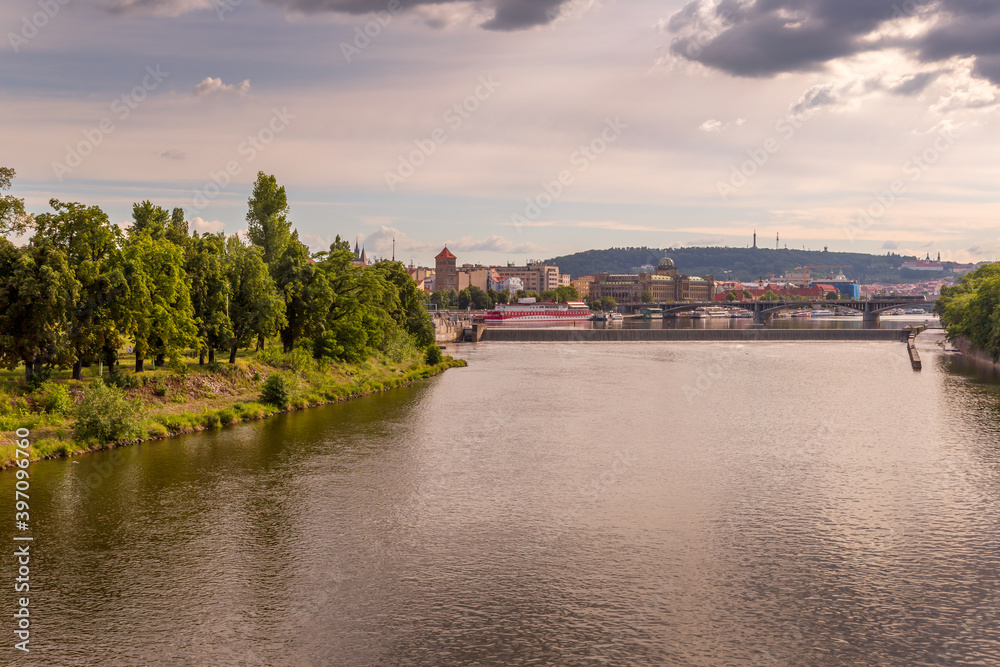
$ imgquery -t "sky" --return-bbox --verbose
[2,0,1000,269]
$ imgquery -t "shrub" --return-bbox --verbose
[218,409,237,425]
[425,345,443,366]
[26,365,53,391]
[151,378,168,397]
[145,422,169,439]
[201,412,220,428]
[74,381,144,443]
[260,373,292,407]
[31,382,73,415]
[106,368,139,390]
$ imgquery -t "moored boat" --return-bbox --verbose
[485,298,592,324]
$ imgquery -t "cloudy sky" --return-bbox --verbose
[3,0,1000,267]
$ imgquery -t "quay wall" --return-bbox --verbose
[481,328,910,343]
[954,337,1000,372]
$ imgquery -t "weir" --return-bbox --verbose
[481,328,912,343]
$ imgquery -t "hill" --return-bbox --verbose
[545,247,957,284]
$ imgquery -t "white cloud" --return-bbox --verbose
[190,217,225,233]
[193,77,251,97]
[698,118,745,132]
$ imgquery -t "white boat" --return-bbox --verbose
[485,298,592,324]
[811,309,835,317]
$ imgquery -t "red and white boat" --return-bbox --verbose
[484,299,592,324]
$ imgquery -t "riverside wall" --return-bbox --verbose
[954,337,1000,372]
[481,328,911,343]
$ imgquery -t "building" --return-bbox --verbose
[456,265,491,292]
[590,256,714,304]
[572,276,594,299]
[488,270,524,294]
[435,247,458,292]
[901,255,945,272]
[494,263,561,294]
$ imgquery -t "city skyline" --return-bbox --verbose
[4,0,1000,266]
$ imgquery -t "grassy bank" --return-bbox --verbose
[0,348,465,469]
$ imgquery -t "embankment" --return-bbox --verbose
[953,337,1000,372]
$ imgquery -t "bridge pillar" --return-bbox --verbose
[753,303,767,325]
[862,302,879,325]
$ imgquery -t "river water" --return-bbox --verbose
[4,337,1000,665]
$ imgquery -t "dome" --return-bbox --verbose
[657,257,675,270]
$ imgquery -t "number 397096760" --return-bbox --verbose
[14,428,30,522]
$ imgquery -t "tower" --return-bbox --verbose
[753,230,757,249]
[435,246,457,292]
[776,233,779,250]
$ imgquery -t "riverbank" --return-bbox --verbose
[953,336,1000,372]
[481,328,912,342]
[0,350,466,469]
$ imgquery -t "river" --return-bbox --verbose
[4,337,1000,665]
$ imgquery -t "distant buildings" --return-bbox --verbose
[494,263,561,293]
[589,256,714,304]
[901,254,945,272]
[572,276,594,299]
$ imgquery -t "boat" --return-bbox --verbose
[691,308,708,319]
[792,310,812,318]
[639,307,664,320]
[811,309,835,317]
[591,312,610,321]
[729,310,753,318]
[485,298,592,324]
[609,313,624,321]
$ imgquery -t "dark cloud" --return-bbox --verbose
[881,240,899,250]
[256,0,571,30]
[890,71,940,96]
[666,0,1000,85]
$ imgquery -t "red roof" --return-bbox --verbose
[436,247,456,259]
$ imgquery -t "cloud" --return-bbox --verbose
[446,234,541,253]
[193,77,251,97]
[229,0,579,31]
[698,118,745,132]
[105,0,211,17]
[881,240,899,250]
[190,217,225,233]
[663,0,1000,87]
[160,149,186,160]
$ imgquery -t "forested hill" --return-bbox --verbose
[545,247,951,283]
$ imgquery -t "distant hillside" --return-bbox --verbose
[545,247,954,284]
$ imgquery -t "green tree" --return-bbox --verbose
[33,200,128,379]
[556,285,580,302]
[167,207,189,246]
[825,290,839,301]
[374,260,435,347]
[760,290,781,302]
[725,291,738,301]
[130,200,170,240]
[122,234,198,371]
[0,237,77,383]
[185,232,233,364]
[272,234,332,352]
[430,289,457,309]
[246,172,292,267]
[599,296,617,312]
[936,263,1000,359]
[0,168,31,236]
[641,290,653,303]
[224,236,286,363]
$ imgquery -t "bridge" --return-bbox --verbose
[627,297,935,324]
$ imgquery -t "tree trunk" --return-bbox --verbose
[256,334,265,351]
[208,348,215,365]
[135,351,144,373]
[199,349,205,365]
[155,352,165,367]
[229,345,238,364]
[23,360,33,384]
[72,360,83,381]
[104,347,117,372]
